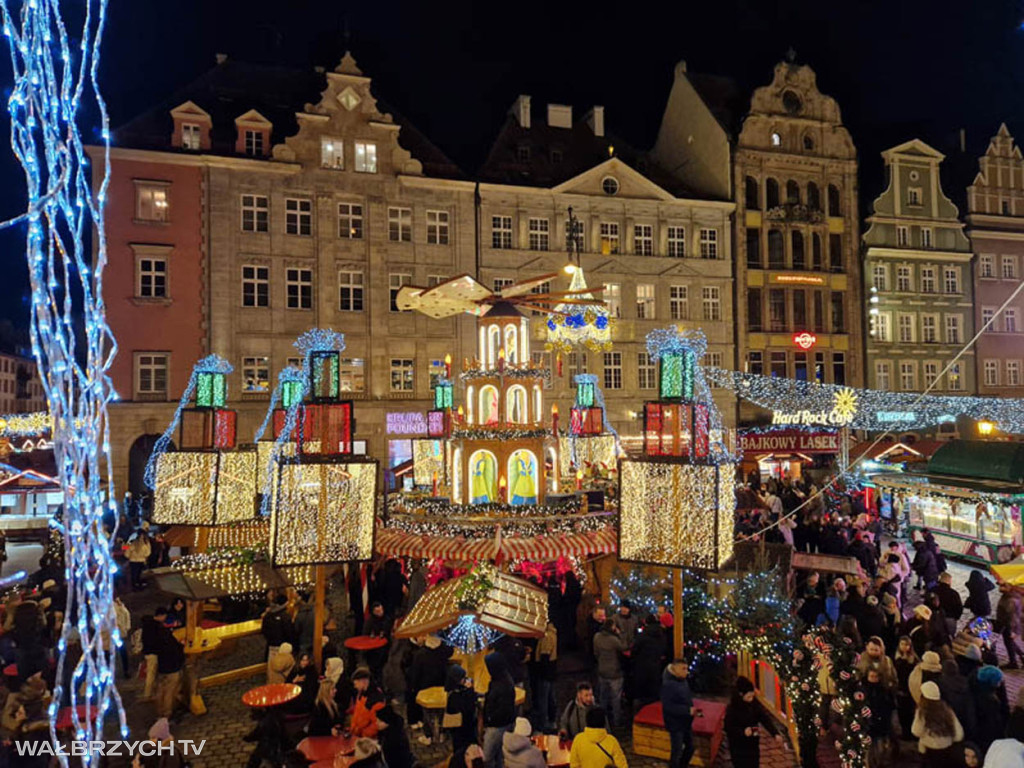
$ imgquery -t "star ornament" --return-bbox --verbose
[831,387,858,425]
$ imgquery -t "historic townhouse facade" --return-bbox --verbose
[967,124,1024,397]
[731,61,863,425]
[863,140,975,394]
[98,54,737,494]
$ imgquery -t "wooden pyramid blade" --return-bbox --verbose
[499,272,561,298]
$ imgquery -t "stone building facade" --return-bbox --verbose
[731,61,863,424]
[966,124,1024,397]
[863,140,975,395]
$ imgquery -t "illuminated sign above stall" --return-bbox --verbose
[771,388,859,427]
[792,332,817,350]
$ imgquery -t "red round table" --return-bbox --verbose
[343,635,387,651]
[298,735,356,763]
[3,663,16,677]
[242,683,301,708]
[56,705,89,730]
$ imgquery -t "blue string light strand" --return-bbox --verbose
[0,0,127,755]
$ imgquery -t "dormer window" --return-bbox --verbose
[354,141,377,173]
[244,130,264,156]
[181,124,201,150]
[516,145,531,162]
[322,137,344,169]
[234,110,272,157]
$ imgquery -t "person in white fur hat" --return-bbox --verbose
[502,717,545,768]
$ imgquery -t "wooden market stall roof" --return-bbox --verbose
[148,562,316,601]
[928,440,1024,484]
[395,571,548,639]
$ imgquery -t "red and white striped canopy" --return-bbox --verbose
[375,526,616,563]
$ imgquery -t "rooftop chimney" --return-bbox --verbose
[547,104,572,129]
[215,53,228,65]
[511,95,531,129]
[585,106,605,137]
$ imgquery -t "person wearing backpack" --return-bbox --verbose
[568,707,627,768]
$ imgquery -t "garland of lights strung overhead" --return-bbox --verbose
[0,0,127,754]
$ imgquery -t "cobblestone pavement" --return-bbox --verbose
[103,555,1021,767]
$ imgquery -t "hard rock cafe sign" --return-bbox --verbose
[771,388,859,427]
[792,331,817,350]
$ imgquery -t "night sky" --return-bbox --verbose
[0,0,1022,339]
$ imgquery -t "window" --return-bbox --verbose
[812,233,823,271]
[428,275,448,287]
[568,352,588,379]
[603,283,621,319]
[390,359,414,392]
[920,266,936,293]
[875,362,891,391]
[923,361,939,390]
[896,266,913,292]
[492,216,513,249]
[982,307,996,330]
[551,149,563,164]
[634,224,653,256]
[829,234,842,271]
[493,278,514,292]
[746,228,761,268]
[389,273,411,312]
[637,353,657,390]
[601,177,619,196]
[899,361,917,391]
[670,286,688,320]
[242,356,270,393]
[181,123,201,150]
[769,289,786,331]
[135,182,169,222]
[241,265,269,308]
[241,194,269,233]
[768,230,785,269]
[1009,360,1022,387]
[786,180,801,204]
[428,359,446,390]
[984,360,1000,387]
[339,358,365,393]
[948,362,963,391]
[563,219,584,252]
[321,137,344,169]
[748,351,763,376]
[922,314,938,343]
[908,187,921,206]
[790,290,806,328]
[137,257,167,299]
[945,314,962,344]
[770,132,781,147]
[516,145,530,162]
[897,226,908,247]
[528,218,549,250]
[354,141,377,173]
[827,184,841,216]
[944,266,960,294]
[898,313,915,343]
[872,265,889,291]
[1004,255,1018,279]
[286,268,312,310]
[1007,308,1019,333]
[1004,200,1012,215]
[338,270,364,311]
[244,130,264,156]
[603,352,622,390]
[807,182,821,210]
[426,210,449,245]
[702,286,721,321]
[636,284,655,319]
[338,203,363,239]
[285,198,312,236]
[747,290,762,332]
[980,255,995,278]
[872,312,891,342]
[792,231,805,270]
[699,229,718,259]
[814,351,826,383]
[745,177,759,210]
[529,280,551,316]
[921,228,932,248]
[770,352,787,378]
[136,354,168,398]
[388,207,412,242]
[831,292,845,333]
[766,178,780,208]
[600,222,620,255]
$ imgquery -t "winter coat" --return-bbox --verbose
[503,733,546,768]
[350,688,386,739]
[724,694,778,765]
[484,652,516,728]
[141,615,162,656]
[660,668,694,731]
[154,624,184,674]
[381,638,416,697]
[935,583,965,621]
[377,707,414,768]
[857,604,886,642]
[592,629,625,680]
[307,700,342,737]
[631,627,665,700]
[126,535,151,564]
[974,685,1010,751]
[912,547,939,585]
[558,699,592,740]
[611,613,639,648]
[997,592,1022,636]
[911,708,963,752]
[407,643,452,694]
[260,604,293,648]
[863,681,895,737]
[293,603,315,651]
[965,572,995,618]
[938,666,977,740]
[267,649,295,684]
[445,669,479,752]
[568,728,627,768]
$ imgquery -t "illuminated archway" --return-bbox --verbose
[532,385,542,423]
[487,325,501,368]
[466,385,475,425]
[505,325,518,364]
[506,385,527,424]
[546,446,558,493]
[479,385,499,425]
[508,449,538,505]
[452,447,462,503]
[469,450,497,504]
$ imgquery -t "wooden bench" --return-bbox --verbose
[632,699,725,767]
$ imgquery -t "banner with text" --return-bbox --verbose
[739,429,839,455]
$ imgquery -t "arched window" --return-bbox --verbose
[792,231,805,270]
[506,385,527,424]
[468,450,497,504]
[768,230,785,269]
[807,182,821,211]
[504,324,518,364]
[786,180,801,205]
[533,385,542,423]
[803,134,814,151]
[452,447,462,503]
[479,385,499,425]
[508,449,538,505]
[487,325,500,368]
[478,327,487,365]
[745,176,759,210]
[766,178,780,208]
[520,317,529,361]
[546,446,559,493]
[828,184,841,216]
[466,385,475,424]
[812,233,823,271]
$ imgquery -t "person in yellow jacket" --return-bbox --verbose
[569,707,628,768]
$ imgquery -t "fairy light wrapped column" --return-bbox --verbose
[618,327,737,657]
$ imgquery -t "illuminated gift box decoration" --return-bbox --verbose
[570,407,603,436]
[196,371,227,408]
[413,438,445,487]
[270,457,378,565]
[659,347,697,401]
[643,402,709,459]
[180,408,237,450]
[435,379,454,410]
[427,409,449,438]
